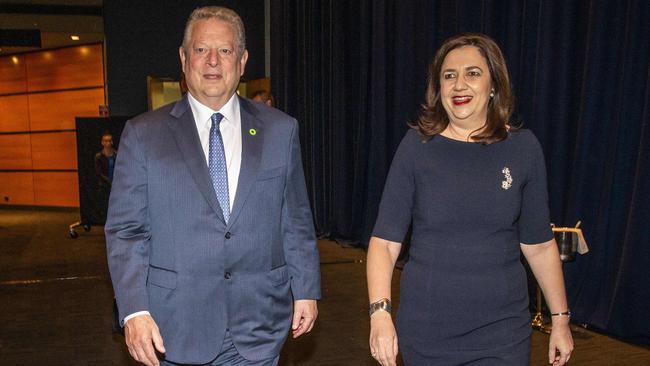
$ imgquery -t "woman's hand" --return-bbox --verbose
[548,321,574,365]
[369,311,398,366]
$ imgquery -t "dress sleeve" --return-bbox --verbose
[518,132,554,244]
[371,130,416,243]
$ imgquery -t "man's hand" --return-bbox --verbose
[124,314,166,366]
[292,299,318,338]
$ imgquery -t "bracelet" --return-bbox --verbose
[550,310,572,317]
[369,298,392,317]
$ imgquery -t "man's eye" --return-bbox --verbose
[220,48,233,55]
[195,47,207,54]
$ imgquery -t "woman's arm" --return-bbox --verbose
[521,239,574,366]
[367,236,402,366]
[367,236,402,303]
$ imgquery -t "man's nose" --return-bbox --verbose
[207,49,219,66]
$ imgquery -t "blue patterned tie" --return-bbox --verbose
[209,113,230,223]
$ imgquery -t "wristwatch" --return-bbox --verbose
[369,298,392,317]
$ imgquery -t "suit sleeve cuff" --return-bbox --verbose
[123,311,151,325]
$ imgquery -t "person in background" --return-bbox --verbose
[94,131,116,222]
[95,131,117,187]
[367,33,573,366]
[106,6,320,366]
[251,89,274,107]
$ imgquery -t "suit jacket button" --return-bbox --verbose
[225,232,231,239]
[224,272,231,279]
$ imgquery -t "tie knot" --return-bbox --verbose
[211,113,224,128]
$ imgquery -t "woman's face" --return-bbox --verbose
[439,45,493,126]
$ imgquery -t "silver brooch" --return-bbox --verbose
[501,167,513,190]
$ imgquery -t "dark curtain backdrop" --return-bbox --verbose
[271,0,650,346]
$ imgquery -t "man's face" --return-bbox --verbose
[101,135,113,148]
[180,18,248,110]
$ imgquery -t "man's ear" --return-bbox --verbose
[239,49,249,76]
[179,47,187,73]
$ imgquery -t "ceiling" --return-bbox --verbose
[0,0,103,55]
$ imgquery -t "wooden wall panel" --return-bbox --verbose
[33,172,79,207]
[0,172,34,205]
[28,88,104,131]
[0,44,104,207]
[0,54,27,94]
[0,134,32,169]
[25,44,104,92]
[0,95,30,132]
[30,132,77,170]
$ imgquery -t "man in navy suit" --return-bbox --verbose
[106,6,321,366]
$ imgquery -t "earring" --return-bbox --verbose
[489,88,495,98]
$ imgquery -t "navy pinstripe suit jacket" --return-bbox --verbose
[106,95,321,364]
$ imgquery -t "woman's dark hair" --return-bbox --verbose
[414,33,514,144]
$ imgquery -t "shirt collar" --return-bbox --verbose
[187,92,240,130]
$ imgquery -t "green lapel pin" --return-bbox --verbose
[249,128,257,136]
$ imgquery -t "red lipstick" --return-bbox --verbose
[452,96,472,106]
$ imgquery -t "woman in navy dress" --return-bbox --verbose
[366,33,574,366]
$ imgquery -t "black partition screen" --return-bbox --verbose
[75,116,129,226]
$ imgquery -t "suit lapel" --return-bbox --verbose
[167,96,226,223]
[228,97,264,228]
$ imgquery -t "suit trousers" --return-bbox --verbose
[161,331,280,366]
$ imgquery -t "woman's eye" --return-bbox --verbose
[467,70,481,77]
[443,73,455,79]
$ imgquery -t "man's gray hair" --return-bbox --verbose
[182,6,246,57]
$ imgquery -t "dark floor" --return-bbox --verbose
[1,207,649,365]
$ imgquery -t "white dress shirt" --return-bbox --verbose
[187,92,242,210]
[123,92,243,325]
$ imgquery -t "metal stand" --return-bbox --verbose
[68,221,91,238]
[531,284,552,334]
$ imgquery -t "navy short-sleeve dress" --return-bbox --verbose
[372,129,553,365]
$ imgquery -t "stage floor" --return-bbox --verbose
[1,207,649,365]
